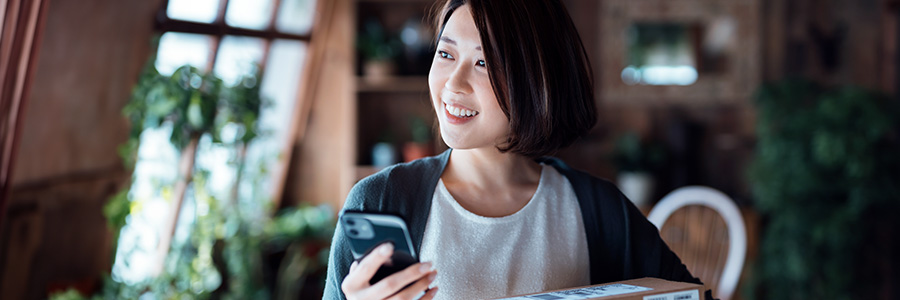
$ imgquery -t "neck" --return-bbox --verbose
[443,147,541,189]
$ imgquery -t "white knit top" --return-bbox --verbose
[419,164,590,300]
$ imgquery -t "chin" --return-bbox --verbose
[439,133,494,152]
[441,122,509,147]
[438,128,471,150]
[438,129,462,150]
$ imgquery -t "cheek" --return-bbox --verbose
[428,66,445,103]
[474,79,506,121]
[428,53,448,88]
[427,77,439,98]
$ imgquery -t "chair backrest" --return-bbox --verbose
[647,186,746,300]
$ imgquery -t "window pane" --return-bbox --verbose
[155,32,214,75]
[276,0,318,35]
[213,36,266,86]
[111,125,180,284]
[225,0,275,30]
[188,135,237,208]
[260,40,307,143]
[167,0,221,23]
[622,23,699,86]
[241,40,307,202]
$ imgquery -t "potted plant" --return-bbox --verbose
[357,19,401,82]
[402,116,433,162]
[612,131,666,207]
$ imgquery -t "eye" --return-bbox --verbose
[438,50,454,60]
[477,60,486,67]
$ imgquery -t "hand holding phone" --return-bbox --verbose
[340,211,439,300]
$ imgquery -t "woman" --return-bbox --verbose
[324,0,707,299]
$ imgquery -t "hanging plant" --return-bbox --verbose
[103,63,225,250]
[72,54,337,300]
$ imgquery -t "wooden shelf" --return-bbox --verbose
[357,76,429,93]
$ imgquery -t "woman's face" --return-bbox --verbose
[428,5,508,151]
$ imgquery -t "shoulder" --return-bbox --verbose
[537,156,622,199]
[537,156,632,223]
[345,150,451,210]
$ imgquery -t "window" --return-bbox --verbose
[112,0,318,284]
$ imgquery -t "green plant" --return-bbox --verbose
[747,79,900,299]
[356,19,401,62]
[611,131,666,173]
[104,62,225,260]
[67,54,336,300]
[123,64,223,150]
[51,204,334,300]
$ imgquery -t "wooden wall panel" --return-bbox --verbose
[12,0,160,186]
[2,0,162,298]
[284,0,355,211]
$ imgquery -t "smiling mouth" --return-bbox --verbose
[444,102,479,118]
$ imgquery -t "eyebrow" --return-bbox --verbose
[440,36,482,51]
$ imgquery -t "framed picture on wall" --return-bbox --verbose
[599,0,761,104]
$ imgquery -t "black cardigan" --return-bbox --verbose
[323,149,711,299]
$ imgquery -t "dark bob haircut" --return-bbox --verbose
[432,0,597,158]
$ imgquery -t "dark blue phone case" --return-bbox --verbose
[341,211,419,285]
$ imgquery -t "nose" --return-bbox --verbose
[444,62,473,94]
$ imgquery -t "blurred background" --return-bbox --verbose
[0,0,898,299]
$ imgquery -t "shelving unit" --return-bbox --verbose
[356,76,429,93]
[353,0,444,181]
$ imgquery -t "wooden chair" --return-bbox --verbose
[647,186,746,300]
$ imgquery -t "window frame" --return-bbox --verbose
[145,0,321,276]
[154,0,314,73]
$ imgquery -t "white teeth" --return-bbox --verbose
[445,104,477,118]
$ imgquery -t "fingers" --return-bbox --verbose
[419,287,439,300]
[342,242,440,300]
[367,262,434,299]
[388,271,437,300]
[343,243,394,292]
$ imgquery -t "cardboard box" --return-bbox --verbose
[494,277,704,300]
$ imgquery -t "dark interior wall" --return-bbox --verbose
[552,0,760,204]
[766,0,892,89]
[555,0,895,205]
[1,0,162,299]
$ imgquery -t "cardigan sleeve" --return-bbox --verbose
[322,174,384,300]
[322,215,351,300]
[322,151,446,300]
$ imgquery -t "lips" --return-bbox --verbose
[442,101,479,124]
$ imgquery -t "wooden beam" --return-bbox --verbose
[154,18,310,41]
[0,0,50,235]
[269,0,338,208]
[153,134,199,275]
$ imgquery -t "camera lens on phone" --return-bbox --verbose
[349,229,359,236]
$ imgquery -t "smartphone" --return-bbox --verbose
[340,211,419,284]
